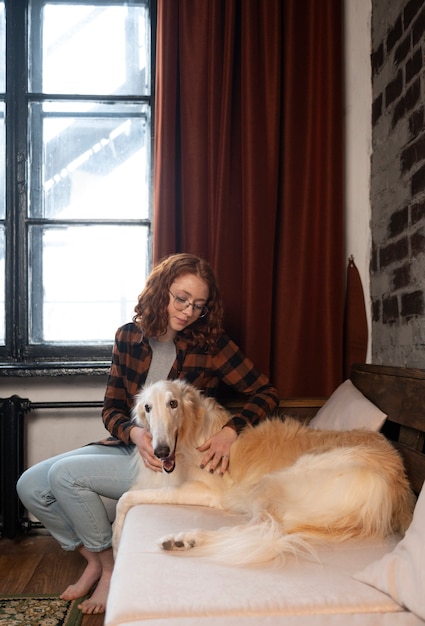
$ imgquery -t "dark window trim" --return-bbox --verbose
[0,361,110,377]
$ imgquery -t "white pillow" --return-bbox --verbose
[308,379,387,431]
[354,484,425,620]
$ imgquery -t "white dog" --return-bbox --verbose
[112,379,415,565]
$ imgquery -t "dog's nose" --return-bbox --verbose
[154,444,171,459]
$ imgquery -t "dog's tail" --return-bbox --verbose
[163,516,325,566]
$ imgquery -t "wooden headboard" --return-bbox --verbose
[351,363,425,495]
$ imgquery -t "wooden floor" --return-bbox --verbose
[0,530,104,626]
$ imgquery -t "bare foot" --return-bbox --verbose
[60,560,101,601]
[66,546,114,615]
[60,547,102,601]
[77,567,113,614]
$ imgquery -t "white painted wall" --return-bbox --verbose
[1,376,108,467]
[344,0,372,361]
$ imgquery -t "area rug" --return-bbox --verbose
[0,594,84,626]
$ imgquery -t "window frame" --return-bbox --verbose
[1,0,156,372]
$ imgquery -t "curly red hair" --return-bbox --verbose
[133,253,224,349]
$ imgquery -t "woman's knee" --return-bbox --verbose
[17,462,49,507]
[16,469,30,503]
[47,457,76,495]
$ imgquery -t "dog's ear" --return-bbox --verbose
[179,381,201,415]
[177,381,206,439]
[131,391,149,429]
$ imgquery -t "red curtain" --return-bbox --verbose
[153,0,345,398]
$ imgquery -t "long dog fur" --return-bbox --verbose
[112,379,416,565]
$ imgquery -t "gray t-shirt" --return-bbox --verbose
[145,337,177,386]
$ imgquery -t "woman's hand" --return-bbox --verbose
[130,426,163,472]
[197,426,237,475]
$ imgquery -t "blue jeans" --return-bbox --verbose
[16,444,140,552]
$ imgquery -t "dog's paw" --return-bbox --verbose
[159,531,199,551]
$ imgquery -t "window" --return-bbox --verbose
[0,0,155,369]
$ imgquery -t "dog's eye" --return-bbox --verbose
[144,404,151,413]
[169,399,178,409]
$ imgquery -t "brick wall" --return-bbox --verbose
[371,0,425,367]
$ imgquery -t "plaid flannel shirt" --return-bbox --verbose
[101,322,279,445]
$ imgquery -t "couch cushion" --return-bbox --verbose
[112,615,425,626]
[354,483,425,620]
[105,504,403,626]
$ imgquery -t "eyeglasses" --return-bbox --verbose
[169,290,208,318]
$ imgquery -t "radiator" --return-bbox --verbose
[0,396,28,539]
[0,396,103,539]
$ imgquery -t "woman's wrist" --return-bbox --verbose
[129,424,144,444]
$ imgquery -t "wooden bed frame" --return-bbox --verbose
[351,363,425,495]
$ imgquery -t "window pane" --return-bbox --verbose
[29,224,149,343]
[29,101,150,220]
[0,2,4,93]
[0,227,4,344]
[30,2,150,96]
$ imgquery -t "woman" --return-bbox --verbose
[17,253,278,615]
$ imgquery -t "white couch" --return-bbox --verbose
[105,365,425,625]
[105,502,424,626]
